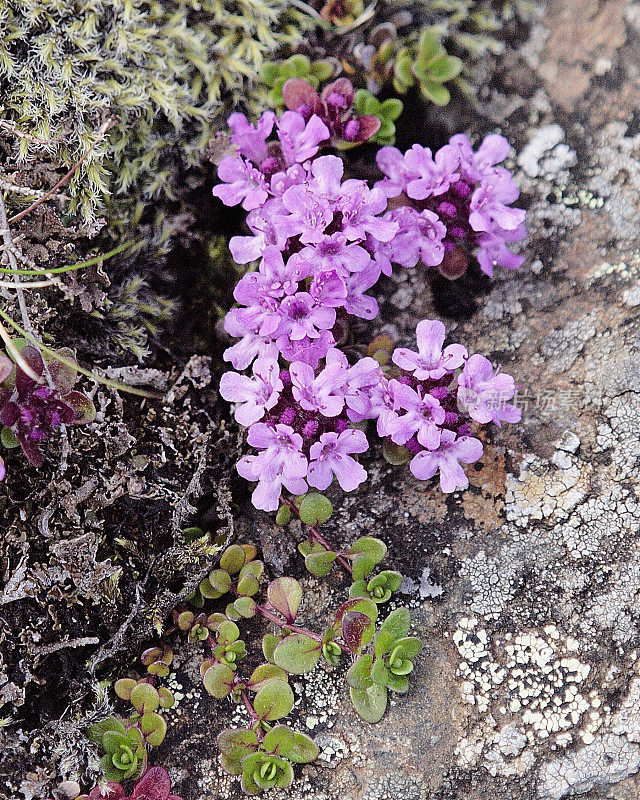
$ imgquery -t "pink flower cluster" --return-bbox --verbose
[213,108,524,511]
[373,134,526,278]
[220,320,520,510]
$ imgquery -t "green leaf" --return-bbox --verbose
[253,679,294,721]
[216,620,240,646]
[352,554,377,581]
[203,663,235,698]
[0,426,19,449]
[262,633,283,663]
[417,29,444,63]
[382,440,412,465]
[346,536,387,563]
[158,687,174,709]
[220,544,247,574]
[370,657,389,686]
[219,753,243,777]
[267,577,302,623]
[240,770,262,796]
[260,62,280,85]
[349,579,368,599]
[346,654,374,690]
[274,633,322,674]
[289,731,320,764]
[349,683,388,723]
[275,760,294,789]
[425,54,463,82]
[87,717,126,744]
[247,663,289,692]
[305,549,337,577]
[393,636,423,660]
[237,560,264,596]
[114,678,137,701]
[299,492,333,525]
[262,724,295,757]
[129,682,159,713]
[275,504,292,526]
[140,711,167,746]
[380,98,403,120]
[379,607,411,645]
[385,671,410,694]
[234,596,257,618]
[217,728,258,760]
[420,80,451,106]
[65,391,96,425]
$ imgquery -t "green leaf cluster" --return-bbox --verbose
[346,608,422,723]
[393,28,463,105]
[218,724,318,795]
[87,718,146,782]
[353,91,403,146]
[260,55,334,108]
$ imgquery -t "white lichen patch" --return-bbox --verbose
[504,453,591,526]
[453,618,601,764]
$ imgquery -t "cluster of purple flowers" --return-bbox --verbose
[213,106,524,511]
[220,320,520,510]
[372,134,527,278]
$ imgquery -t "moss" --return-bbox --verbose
[0,0,313,228]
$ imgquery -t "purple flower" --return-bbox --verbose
[233,247,309,304]
[307,428,368,492]
[409,429,483,493]
[379,207,446,268]
[278,330,334,367]
[307,155,346,203]
[450,133,511,183]
[476,223,526,276]
[290,360,347,417]
[279,184,334,244]
[223,311,279,370]
[457,354,521,427]
[404,144,460,200]
[387,381,446,450]
[0,345,85,468]
[219,358,283,426]
[229,201,290,263]
[375,146,408,198]
[237,423,308,511]
[342,263,380,319]
[468,173,526,233]
[277,112,330,165]
[339,184,397,242]
[293,234,372,276]
[309,269,347,308]
[277,292,336,342]
[213,156,269,210]
[393,320,467,380]
[228,111,276,165]
[343,356,384,421]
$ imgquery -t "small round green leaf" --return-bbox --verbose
[298,492,333,526]
[253,679,294,721]
[349,683,388,723]
[274,633,322,674]
[267,577,302,623]
[203,663,235,698]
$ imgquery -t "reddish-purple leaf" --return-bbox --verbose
[132,766,171,800]
[321,77,355,109]
[282,78,322,116]
[342,611,372,655]
[0,353,13,384]
[351,114,381,143]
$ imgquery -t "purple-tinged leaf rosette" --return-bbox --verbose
[0,344,96,477]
